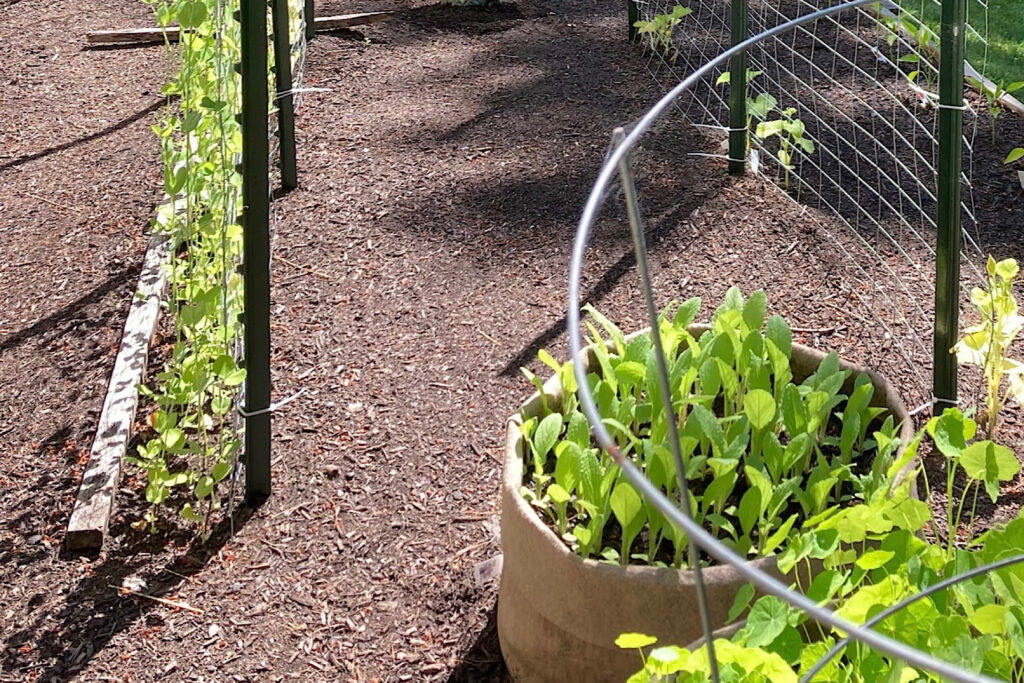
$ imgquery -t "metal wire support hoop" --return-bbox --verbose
[567,1,1000,681]
[614,127,719,681]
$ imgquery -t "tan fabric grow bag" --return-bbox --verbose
[497,331,914,682]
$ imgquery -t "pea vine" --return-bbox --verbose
[129,0,249,533]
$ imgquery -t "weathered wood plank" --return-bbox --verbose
[85,12,393,45]
[314,11,393,31]
[66,233,171,551]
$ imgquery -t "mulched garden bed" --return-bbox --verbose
[1,0,1022,680]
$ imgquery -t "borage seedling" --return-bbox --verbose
[520,288,907,569]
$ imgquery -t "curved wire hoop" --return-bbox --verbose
[567,2,1007,682]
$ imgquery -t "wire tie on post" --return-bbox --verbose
[237,387,308,417]
[908,395,961,418]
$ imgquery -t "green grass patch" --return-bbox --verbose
[896,0,1024,85]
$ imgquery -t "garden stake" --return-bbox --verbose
[614,126,720,682]
[933,0,966,409]
[728,0,748,175]
[240,0,273,504]
[305,0,315,39]
[627,0,639,42]
[271,0,298,190]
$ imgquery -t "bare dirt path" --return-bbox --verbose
[0,0,164,678]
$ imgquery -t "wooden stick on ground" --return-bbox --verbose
[65,234,171,551]
[86,12,393,45]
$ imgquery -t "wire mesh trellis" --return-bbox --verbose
[567,1,1024,681]
[633,0,991,406]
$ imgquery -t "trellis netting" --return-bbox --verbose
[633,0,992,403]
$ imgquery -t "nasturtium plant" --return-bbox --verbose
[620,406,1024,683]
[520,288,907,568]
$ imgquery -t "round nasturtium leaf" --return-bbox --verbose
[745,596,789,648]
[960,441,1019,481]
[855,549,895,571]
[614,632,658,650]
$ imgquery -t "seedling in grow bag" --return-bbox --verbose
[520,288,906,569]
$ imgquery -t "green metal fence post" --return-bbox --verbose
[934,0,967,408]
[627,0,639,42]
[271,0,298,190]
[240,0,272,504]
[728,0,748,175]
[305,0,315,40]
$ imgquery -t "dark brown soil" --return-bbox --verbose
[2,0,1024,681]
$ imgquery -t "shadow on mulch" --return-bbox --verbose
[0,264,140,355]
[397,2,527,36]
[0,100,164,173]
[447,601,508,682]
[1,502,253,683]
[497,171,727,376]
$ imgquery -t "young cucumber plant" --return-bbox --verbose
[715,69,777,154]
[967,77,1024,145]
[953,256,1024,440]
[520,288,904,569]
[633,5,692,63]
[755,108,815,190]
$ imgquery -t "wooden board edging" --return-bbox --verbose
[66,233,171,551]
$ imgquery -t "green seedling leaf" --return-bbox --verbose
[927,407,973,459]
[533,413,562,462]
[614,360,647,387]
[738,487,762,536]
[855,549,894,570]
[211,461,232,482]
[610,479,645,562]
[781,384,808,437]
[1006,148,1024,164]
[762,513,798,556]
[178,1,208,29]
[673,297,702,329]
[566,411,590,449]
[970,604,1008,635]
[615,633,658,650]
[161,427,185,451]
[194,475,214,499]
[547,483,571,505]
[959,440,1020,502]
[742,290,768,331]
[745,596,789,648]
[744,389,776,431]
[728,583,756,622]
[554,441,582,494]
